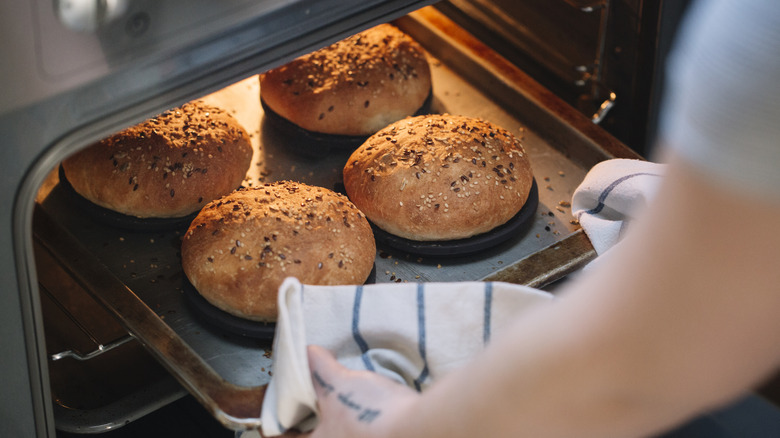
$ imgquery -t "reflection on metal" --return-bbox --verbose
[50,334,135,361]
[592,91,617,124]
[562,0,607,12]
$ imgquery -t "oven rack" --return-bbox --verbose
[48,335,134,362]
[42,285,135,363]
[34,229,188,434]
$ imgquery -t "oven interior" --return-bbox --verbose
[8,0,779,436]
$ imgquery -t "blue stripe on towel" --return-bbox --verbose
[484,282,493,344]
[352,286,375,371]
[413,283,429,391]
[584,172,661,215]
[276,419,287,435]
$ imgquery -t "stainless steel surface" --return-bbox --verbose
[54,0,131,32]
[4,0,435,114]
[29,7,637,432]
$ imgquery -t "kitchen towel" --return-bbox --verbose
[251,277,554,436]
[571,158,665,256]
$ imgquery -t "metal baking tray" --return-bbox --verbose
[33,6,640,432]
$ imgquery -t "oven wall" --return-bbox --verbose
[435,0,693,157]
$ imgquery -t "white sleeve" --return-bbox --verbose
[658,0,780,199]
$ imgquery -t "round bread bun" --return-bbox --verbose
[61,100,253,219]
[343,114,534,241]
[181,181,376,322]
[259,23,432,137]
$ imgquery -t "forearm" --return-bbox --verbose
[391,154,780,438]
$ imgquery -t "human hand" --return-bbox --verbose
[300,344,421,438]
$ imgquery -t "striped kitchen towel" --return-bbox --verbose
[256,277,553,436]
[571,159,665,256]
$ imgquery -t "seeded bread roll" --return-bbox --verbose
[343,114,533,241]
[62,101,253,219]
[259,23,432,137]
[181,181,376,322]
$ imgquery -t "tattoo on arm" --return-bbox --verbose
[311,371,382,424]
[358,408,380,423]
[312,371,335,396]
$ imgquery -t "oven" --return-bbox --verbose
[1,0,720,436]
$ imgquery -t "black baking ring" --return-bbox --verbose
[260,89,434,155]
[371,178,539,257]
[183,280,277,339]
[57,165,198,232]
[182,264,377,339]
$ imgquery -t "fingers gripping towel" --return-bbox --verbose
[572,159,665,255]
[257,277,554,436]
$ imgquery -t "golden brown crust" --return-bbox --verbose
[259,23,432,136]
[181,182,376,322]
[62,101,253,218]
[343,114,533,241]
